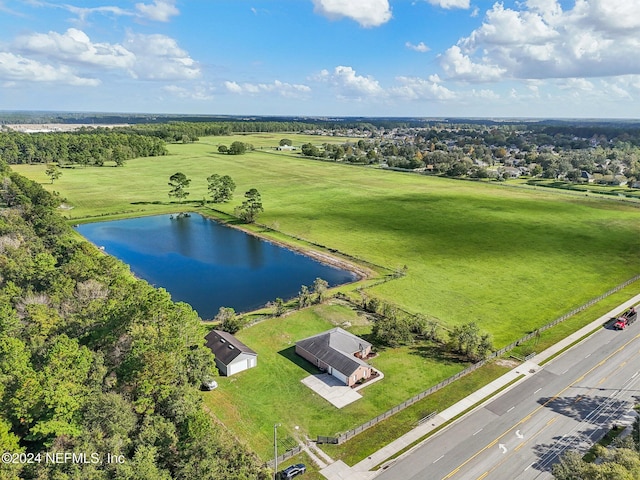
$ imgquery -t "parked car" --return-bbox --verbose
[281,463,306,478]
[201,378,218,391]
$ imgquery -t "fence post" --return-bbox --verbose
[320,273,640,449]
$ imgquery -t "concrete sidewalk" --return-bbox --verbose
[320,293,640,480]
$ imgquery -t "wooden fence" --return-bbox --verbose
[265,446,302,469]
[321,273,640,445]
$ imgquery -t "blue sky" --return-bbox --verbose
[0,0,639,118]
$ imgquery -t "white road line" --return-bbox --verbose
[507,406,515,413]
[534,388,542,394]
[524,463,533,471]
[433,455,444,464]
[585,353,591,358]
[632,372,639,379]
[561,368,569,374]
[473,428,483,436]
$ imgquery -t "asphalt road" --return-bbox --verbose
[377,320,640,480]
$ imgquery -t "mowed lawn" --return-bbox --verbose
[201,303,466,460]
[14,134,640,348]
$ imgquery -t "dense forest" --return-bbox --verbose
[114,121,327,142]
[0,160,268,479]
[0,130,167,166]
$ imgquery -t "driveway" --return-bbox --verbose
[302,373,362,408]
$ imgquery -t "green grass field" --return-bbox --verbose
[201,303,469,460]
[15,134,640,347]
[13,133,640,463]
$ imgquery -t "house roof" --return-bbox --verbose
[296,327,371,377]
[205,330,257,366]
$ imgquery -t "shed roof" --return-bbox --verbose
[205,330,257,366]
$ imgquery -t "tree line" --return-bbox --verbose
[212,278,330,335]
[112,121,323,143]
[0,129,167,166]
[553,415,640,479]
[0,159,269,479]
[359,294,493,362]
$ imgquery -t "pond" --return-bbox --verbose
[75,213,357,319]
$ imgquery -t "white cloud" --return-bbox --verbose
[12,28,198,81]
[224,81,243,94]
[606,83,632,100]
[439,45,506,82]
[613,75,640,92]
[405,41,430,52]
[463,3,559,46]
[15,28,135,69]
[19,1,177,23]
[0,1,27,16]
[469,88,500,100]
[525,0,562,19]
[390,76,456,100]
[558,77,595,92]
[440,0,640,82]
[43,3,134,24]
[124,32,200,80]
[163,84,214,101]
[318,65,385,98]
[425,0,470,9]
[312,0,392,28]
[0,52,99,86]
[576,0,640,31]
[224,80,311,97]
[545,76,633,103]
[135,0,179,22]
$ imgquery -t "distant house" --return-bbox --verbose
[276,145,296,151]
[295,327,372,387]
[580,171,594,183]
[205,330,257,376]
[501,166,521,179]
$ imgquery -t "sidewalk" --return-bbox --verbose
[320,293,640,480]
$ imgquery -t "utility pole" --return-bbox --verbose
[273,423,281,480]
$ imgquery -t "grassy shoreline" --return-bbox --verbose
[14,137,640,350]
[13,133,640,463]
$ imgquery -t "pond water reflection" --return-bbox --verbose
[76,214,357,319]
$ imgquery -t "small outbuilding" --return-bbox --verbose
[296,327,372,387]
[205,330,258,376]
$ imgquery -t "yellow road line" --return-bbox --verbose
[441,333,640,480]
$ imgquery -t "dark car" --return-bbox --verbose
[281,463,306,478]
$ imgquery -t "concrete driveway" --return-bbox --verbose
[302,373,362,408]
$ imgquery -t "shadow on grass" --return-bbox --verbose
[408,343,470,365]
[277,345,321,376]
